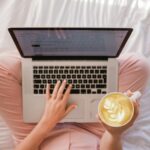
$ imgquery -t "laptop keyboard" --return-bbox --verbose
[33,65,107,94]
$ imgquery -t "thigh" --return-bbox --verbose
[0,51,35,144]
[75,54,149,137]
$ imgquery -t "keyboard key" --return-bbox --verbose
[39,70,43,73]
[90,70,94,73]
[87,75,91,78]
[33,70,37,74]
[85,70,89,73]
[81,89,86,94]
[64,70,68,74]
[62,75,66,79]
[67,75,71,78]
[34,80,41,84]
[70,70,73,74]
[102,91,107,94]
[86,84,90,88]
[89,80,92,83]
[91,84,95,88]
[40,84,44,88]
[57,75,61,78]
[73,80,77,83]
[76,85,80,88]
[94,80,98,83]
[80,70,84,73]
[92,75,96,78]
[72,75,76,78]
[41,75,45,78]
[97,75,101,78]
[39,89,43,94]
[34,75,40,79]
[97,89,101,94]
[49,70,53,74]
[52,75,55,78]
[33,66,38,69]
[48,80,52,83]
[59,70,63,74]
[43,80,47,83]
[100,70,107,74]
[71,89,80,94]
[99,79,103,83]
[77,75,81,78]
[68,80,72,84]
[82,75,86,78]
[81,84,85,88]
[54,70,58,74]
[34,89,38,94]
[96,84,106,88]
[46,75,50,78]
[87,89,91,94]
[95,70,99,73]
[44,70,48,74]
[78,80,82,83]
[34,84,39,89]
[83,80,87,83]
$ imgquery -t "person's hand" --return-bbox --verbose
[98,91,140,136]
[40,80,77,128]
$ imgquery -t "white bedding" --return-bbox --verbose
[0,0,150,149]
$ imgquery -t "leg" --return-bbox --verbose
[76,53,149,138]
[0,51,35,144]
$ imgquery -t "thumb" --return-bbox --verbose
[64,104,77,117]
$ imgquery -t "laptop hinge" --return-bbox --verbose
[32,56,108,61]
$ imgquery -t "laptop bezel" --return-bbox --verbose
[8,27,133,60]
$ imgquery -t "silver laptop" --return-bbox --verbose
[9,27,132,123]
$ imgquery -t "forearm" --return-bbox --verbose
[100,131,122,150]
[15,120,56,150]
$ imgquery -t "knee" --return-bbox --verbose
[119,53,149,79]
[118,53,149,92]
[0,51,22,84]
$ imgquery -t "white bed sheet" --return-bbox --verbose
[0,0,150,149]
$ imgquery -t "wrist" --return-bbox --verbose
[105,131,122,139]
[38,117,57,133]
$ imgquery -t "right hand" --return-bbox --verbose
[40,80,77,128]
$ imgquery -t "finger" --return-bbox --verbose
[62,84,72,103]
[130,101,139,124]
[57,80,67,99]
[52,81,61,99]
[126,90,133,97]
[45,84,50,100]
[64,104,77,117]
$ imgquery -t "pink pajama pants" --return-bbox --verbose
[0,51,149,150]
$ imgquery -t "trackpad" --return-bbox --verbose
[90,99,100,118]
[65,95,85,119]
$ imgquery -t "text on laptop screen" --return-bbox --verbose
[12,29,129,57]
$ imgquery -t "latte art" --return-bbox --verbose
[98,93,134,127]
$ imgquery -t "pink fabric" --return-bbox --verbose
[0,51,149,150]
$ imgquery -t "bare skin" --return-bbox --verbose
[15,82,139,150]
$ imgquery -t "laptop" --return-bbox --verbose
[8,27,132,123]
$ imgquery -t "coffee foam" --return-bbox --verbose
[99,93,134,127]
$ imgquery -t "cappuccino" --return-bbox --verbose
[98,92,134,127]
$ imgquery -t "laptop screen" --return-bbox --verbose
[9,28,132,58]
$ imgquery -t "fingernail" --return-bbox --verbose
[74,105,78,108]
[64,80,66,83]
